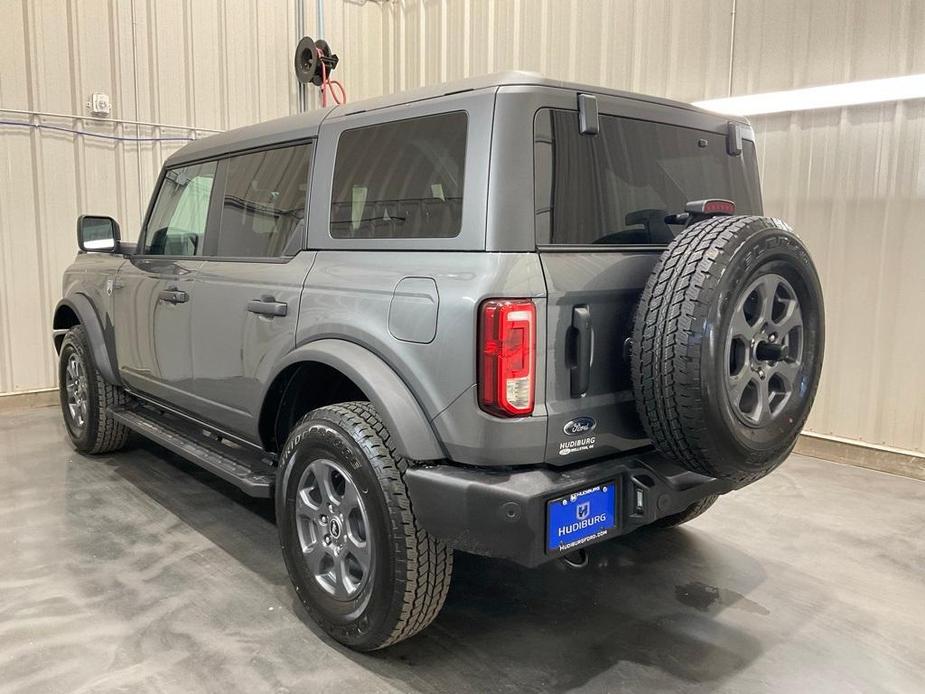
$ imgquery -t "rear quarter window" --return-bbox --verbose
[534,109,761,246]
[330,112,467,240]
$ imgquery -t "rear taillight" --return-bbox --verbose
[478,299,536,417]
[685,198,736,216]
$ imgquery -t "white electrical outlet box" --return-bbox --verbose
[88,93,111,117]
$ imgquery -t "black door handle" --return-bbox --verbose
[158,289,189,304]
[247,296,288,317]
[569,305,593,397]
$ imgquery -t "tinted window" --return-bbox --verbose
[330,112,467,239]
[144,161,216,256]
[534,110,761,245]
[214,143,312,258]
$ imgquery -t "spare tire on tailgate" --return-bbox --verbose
[631,215,824,484]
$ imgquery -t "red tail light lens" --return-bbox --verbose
[703,199,736,215]
[479,299,536,417]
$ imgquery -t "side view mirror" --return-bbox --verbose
[77,215,121,253]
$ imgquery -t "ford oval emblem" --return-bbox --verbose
[563,416,596,437]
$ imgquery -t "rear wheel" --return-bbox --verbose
[631,216,824,484]
[58,325,129,454]
[652,495,718,528]
[276,402,452,650]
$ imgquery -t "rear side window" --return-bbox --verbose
[213,143,312,258]
[330,112,467,239]
[534,109,761,245]
[143,161,217,256]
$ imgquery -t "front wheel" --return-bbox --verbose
[58,325,129,454]
[276,402,453,650]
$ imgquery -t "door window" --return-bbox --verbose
[330,112,467,239]
[143,161,217,256]
[212,143,313,258]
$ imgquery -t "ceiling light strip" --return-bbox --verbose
[693,73,925,116]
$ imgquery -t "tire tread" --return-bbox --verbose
[61,324,129,454]
[652,495,719,528]
[631,216,795,483]
[288,402,452,649]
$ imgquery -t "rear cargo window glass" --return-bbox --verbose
[213,143,312,258]
[143,161,216,256]
[330,112,467,239]
[534,109,761,246]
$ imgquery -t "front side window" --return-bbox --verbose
[330,112,467,240]
[143,161,217,256]
[534,109,762,245]
[213,143,313,258]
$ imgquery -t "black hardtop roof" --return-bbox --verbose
[165,70,738,167]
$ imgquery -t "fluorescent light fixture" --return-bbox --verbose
[693,73,925,116]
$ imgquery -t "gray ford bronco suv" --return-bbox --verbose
[53,72,824,650]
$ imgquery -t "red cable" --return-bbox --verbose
[327,79,347,105]
[316,47,346,107]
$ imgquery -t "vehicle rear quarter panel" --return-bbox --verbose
[297,251,548,464]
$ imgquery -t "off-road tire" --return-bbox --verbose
[631,216,824,484]
[652,495,718,528]
[276,402,453,650]
[58,324,130,454]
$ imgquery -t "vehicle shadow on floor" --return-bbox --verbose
[353,532,774,693]
[108,438,798,693]
[107,437,286,584]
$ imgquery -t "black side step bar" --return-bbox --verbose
[109,404,276,498]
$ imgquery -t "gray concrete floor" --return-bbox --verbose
[1,406,923,694]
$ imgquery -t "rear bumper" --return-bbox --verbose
[404,450,736,567]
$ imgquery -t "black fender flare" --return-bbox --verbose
[53,295,122,386]
[269,339,445,461]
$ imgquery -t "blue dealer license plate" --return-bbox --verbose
[546,482,617,553]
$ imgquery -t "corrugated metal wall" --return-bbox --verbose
[0,0,298,395]
[755,102,925,454]
[376,0,734,102]
[2,0,923,455]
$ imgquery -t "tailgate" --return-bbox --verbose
[540,251,656,464]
